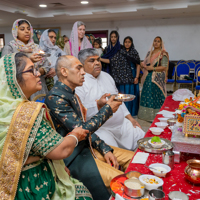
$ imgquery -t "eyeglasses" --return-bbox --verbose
[20,67,39,76]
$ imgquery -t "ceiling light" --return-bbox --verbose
[39,4,47,8]
[81,1,89,4]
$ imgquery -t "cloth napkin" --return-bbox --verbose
[157,110,175,115]
[131,152,149,164]
[172,89,194,101]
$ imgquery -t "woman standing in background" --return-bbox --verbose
[100,36,140,116]
[138,36,169,122]
[64,21,92,58]
[1,19,50,99]
[101,30,122,74]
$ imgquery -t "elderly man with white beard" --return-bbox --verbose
[76,48,145,150]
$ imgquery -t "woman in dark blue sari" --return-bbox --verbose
[101,36,141,116]
[101,30,121,74]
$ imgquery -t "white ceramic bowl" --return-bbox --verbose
[139,175,164,190]
[158,118,169,123]
[149,163,171,177]
[149,127,164,136]
[148,139,165,149]
[163,114,174,118]
[155,122,168,129]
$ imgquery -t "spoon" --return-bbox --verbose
[144,165,164,173]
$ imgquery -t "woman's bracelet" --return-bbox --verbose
[66,134,78,147]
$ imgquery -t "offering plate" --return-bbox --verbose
[137,137,173,154]
[37,53,51,57]
[110,173,163,200]
[108,94,135,102]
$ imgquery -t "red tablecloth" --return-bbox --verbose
[111,96,200,200]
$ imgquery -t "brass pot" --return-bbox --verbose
[184,159,200,184]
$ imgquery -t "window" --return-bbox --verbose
[101,38,107,49]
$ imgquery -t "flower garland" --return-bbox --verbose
[176,97,200,123]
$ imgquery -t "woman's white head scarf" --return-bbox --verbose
[9,19,38,53]
[69,21,93,58]
[39,29,66,69]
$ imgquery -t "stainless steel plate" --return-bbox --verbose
[110,173,163,200]
[108,94,135,102]
[137,137,174,154]
[38,53,51,57]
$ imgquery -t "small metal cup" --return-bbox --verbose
[124,179,145,198]
[148,189,165,200]
[162,150,174,169]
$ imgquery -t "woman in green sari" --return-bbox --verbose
[0,52,93,200]
[138,36,169,122]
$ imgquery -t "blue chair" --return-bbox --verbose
[177,60,185,65]
[176,63,193,92]
[167,66,176,92]
[195,67,200,92]
[32,94,46,102]
[167,67,175,83]
[187,62,195,70]
[195,61,200,65]
[36,98,45,103]
[187,62,195,79]
[193,64,200,83]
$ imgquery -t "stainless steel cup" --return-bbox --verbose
[124,179,145,198]
[148,189,165,200]
[162,150,174,169]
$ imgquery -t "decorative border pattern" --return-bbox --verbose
[3,53,26,99]
[0,101,43,200]
[183,114,200,136]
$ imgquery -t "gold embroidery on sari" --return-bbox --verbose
[0,101,43,200]
[151,51,169,97]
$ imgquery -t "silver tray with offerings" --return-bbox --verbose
[108,94,135,102]
[137,137,174,154]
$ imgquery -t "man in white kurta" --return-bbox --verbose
[76,48,145,150]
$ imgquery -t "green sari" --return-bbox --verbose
[138,50,169,122]
[0,53,93,200]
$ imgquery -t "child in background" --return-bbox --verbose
[93,38,103,56]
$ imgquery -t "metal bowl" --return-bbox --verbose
[149,189,165,200]
[124,179,145,198]
[184,159,200,184]
[168,191,189,200]
[167,118,177,126]
[126,171,142,179]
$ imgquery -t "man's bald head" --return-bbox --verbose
[55,55,74,79]
[55,55,85,90]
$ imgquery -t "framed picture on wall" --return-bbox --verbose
[33,27,61,44]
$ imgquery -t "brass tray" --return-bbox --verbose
[110,173,163,200]
[108,94,135,102]
[137,137,173,154]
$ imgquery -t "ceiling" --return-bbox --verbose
[0,0,200,27]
